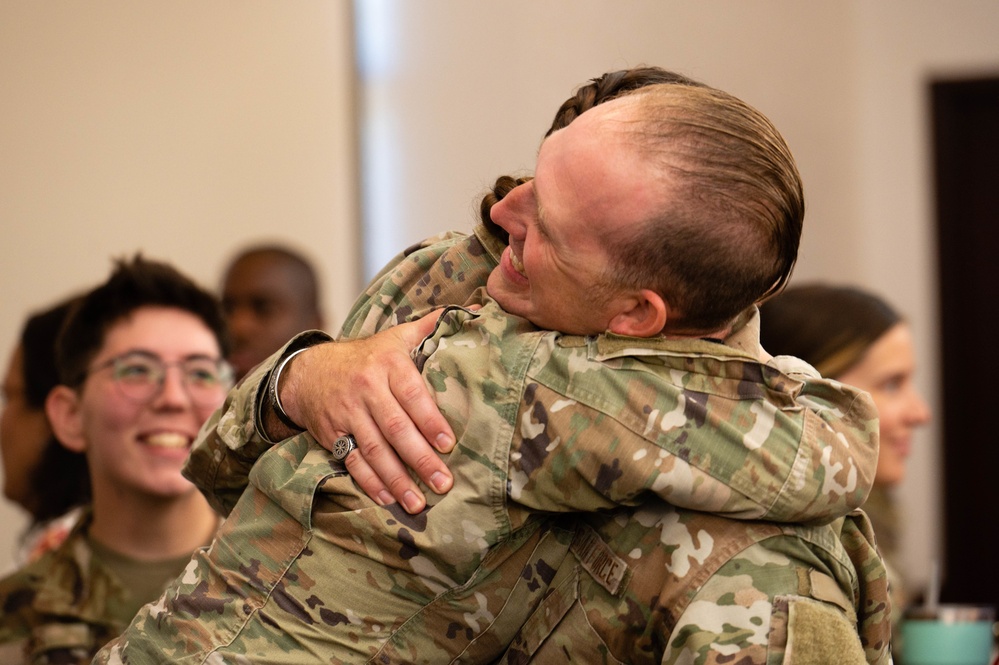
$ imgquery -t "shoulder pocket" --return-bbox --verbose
[768,595,867,665]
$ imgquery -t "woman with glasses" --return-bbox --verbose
[0,255,231,665]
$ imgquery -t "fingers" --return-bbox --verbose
[372,386,455,495]
[312,394,434,513]
[393,313,457,454]
[344,430,429,514]
[390,355,456,455]
[341,439,412,511]
[352,346,454,511]
[397,309,443,346]
[286,320,458,515]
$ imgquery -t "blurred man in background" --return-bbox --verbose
[220,244,325,380]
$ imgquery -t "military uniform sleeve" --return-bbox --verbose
[183,331,332,516]
[661,516,890,665]
[0,570,32,665]
[338,227,500,339]
[186,226,503,516]
[413,298,878,525]
[764,354,881,521]
[496,506,889,665]
[502,327,879,524]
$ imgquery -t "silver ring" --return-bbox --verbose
[332,434,357,462]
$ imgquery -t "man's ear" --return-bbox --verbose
[607,289,668,338]
[46,386,87,453]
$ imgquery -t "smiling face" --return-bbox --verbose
[49,306,226,504]
[837,322,931,487]
[486,98,663,335]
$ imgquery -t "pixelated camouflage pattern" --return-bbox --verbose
[499,507,890,664]
[97,226,889,663]
[418,299,877,525]
[0,511,135,665]
[180,228,496,519]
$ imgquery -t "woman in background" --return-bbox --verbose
[759,283,932,616]
[1,297,89,564]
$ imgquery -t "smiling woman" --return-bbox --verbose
[759,283,932,630]
[48,307,230,497]
[0,256,229,665]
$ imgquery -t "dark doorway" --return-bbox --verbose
[931,75,999,608]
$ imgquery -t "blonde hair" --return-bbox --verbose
[608,84,804,333]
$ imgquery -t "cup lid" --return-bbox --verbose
[904,604,996,622]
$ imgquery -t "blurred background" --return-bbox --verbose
[2,0,997,607]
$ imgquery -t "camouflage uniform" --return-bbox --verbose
[97,225,890,664]
[0,510,139,665]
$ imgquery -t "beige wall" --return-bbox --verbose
[2,0,999,603]
[0,0,359,569]
[852,0,999,599]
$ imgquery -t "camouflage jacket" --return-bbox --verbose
[0,510,133,665]
[96,226,890,664]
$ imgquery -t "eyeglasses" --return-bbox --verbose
[87,351,232,407]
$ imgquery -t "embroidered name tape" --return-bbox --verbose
[570,523,630,596]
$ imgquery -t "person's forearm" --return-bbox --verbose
[184,332,332,516]
[185,405,258,517]
[184,359,276,517]
[338,228,499,341]
[256,336,328,443]
[497,327,879,524]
